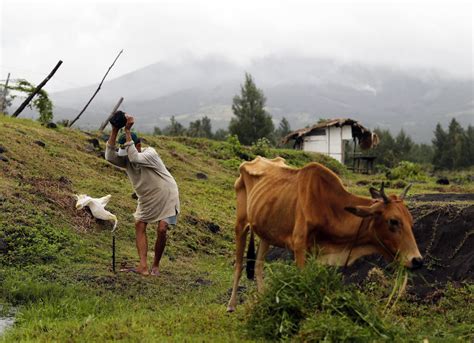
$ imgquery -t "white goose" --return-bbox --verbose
[75,194,118,232]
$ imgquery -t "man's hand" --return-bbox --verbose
[125,115,135,131]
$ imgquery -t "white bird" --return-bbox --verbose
[75,194,118,232]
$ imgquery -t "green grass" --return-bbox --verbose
[0,115,472,341]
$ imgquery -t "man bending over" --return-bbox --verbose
[105,114,180,276]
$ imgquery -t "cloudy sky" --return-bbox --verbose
[1,0,472,92]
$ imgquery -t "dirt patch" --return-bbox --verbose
[21,176,106,232]
[184,214,221,234]
[343,203,473,299]
[409,193,474,202]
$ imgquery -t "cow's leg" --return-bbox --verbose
[292,220,308,268]
[255,239,270,293]
[227,222,248,312]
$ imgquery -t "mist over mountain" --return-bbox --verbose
[48,56,473,142]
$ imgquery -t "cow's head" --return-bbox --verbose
[345,183,423,269]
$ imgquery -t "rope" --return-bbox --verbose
[344,217,370,268]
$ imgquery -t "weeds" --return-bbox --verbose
[245,258,397,341]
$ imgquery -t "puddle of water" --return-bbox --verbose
[0,317,14,335]
[0,306,15,336]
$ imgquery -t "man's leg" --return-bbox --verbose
[135,220,149,275]
[151,220,168,275]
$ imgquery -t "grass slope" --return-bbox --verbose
[0,116,472,342]
[0,116,343,341]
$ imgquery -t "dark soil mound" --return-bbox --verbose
[343,204,474,298]
[409,193,474,202]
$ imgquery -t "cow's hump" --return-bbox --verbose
[240,156,290,176]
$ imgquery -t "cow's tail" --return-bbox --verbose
[246,230,256,280]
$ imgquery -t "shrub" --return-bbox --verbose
[246,258,397,341]
[251,137,272,157]
[0,223,74,265]
[386,161,428,181]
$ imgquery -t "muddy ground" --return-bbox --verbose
[268,193,474,299]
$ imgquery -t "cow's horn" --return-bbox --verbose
[400,184,412,200]
[380,182,390,203]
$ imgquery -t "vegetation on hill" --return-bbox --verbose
[370,118,474,170]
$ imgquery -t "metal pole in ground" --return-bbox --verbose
[112,234,116,273]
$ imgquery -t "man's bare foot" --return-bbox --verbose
[150,267,160,276]
[120,266,149,276]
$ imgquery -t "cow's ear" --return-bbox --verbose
[369,187,382,200]
[345,202,384,218]
[345,206,374,218]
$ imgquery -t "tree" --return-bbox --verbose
[187,116,213,138]
[214,129,228,141]
[275,117,291,147]
[463,125,474,167]
[394,129,414,157]
[371,128,397,167]
[407,143,434,164]
[446,118,465,169]
[153,126,162,136]
[201,116,212,138]
[432,123,448,169]
[163,116,186,136]
[9,79,53,123]
[229,73,274,145]
[187,119,203,137]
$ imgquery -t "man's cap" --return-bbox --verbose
[118,132,140,145]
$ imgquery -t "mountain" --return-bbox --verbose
[49,56,473,142]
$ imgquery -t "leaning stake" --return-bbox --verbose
[68,50,123,127]
[112,233,116,273]
[12,61,63,118]
[99,97,124,132]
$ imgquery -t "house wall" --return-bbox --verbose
[328,126,343,162]
[303,130,328,154]
[301,125,353,163]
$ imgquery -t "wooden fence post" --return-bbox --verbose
[99,97,124,132]
[12,61,63,118]
[68,50,123,127]
[0,72,11,114]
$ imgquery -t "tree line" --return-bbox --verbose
[370,118,474,170]
[153,73,291,145]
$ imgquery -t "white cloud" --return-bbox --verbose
[1,0,472,91]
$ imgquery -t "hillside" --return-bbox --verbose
[0,115,344,341]
[0,116,472,341]
[47,56,474,142]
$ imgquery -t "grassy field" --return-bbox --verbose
[0,115,472,342]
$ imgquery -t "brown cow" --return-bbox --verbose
[227,156,422,312]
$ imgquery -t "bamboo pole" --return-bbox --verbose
[12,61,63,118]
[68,50,123,127]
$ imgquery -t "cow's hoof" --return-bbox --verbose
[226,306,236,313]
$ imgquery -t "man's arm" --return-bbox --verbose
[124,116,134,144]
[105,126,127,168]
[108,126,119,146]
[123,115,157,166]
